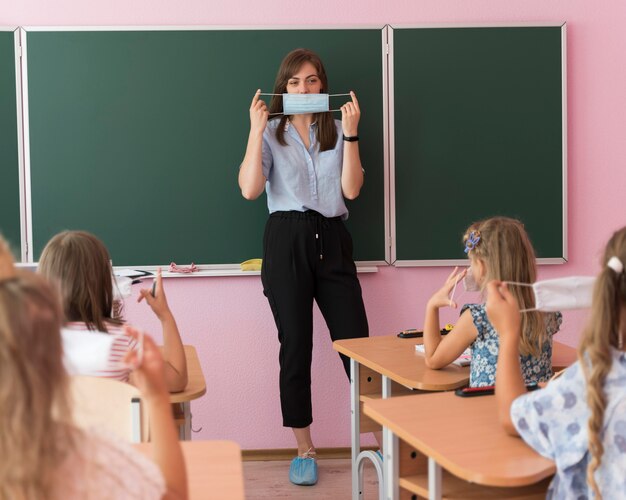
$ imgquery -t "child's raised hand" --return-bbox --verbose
[123,326,168,401]
[485,281,522,338]
[137,268,172,321]
[427,266,467,309]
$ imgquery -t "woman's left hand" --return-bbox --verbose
[341,91,360,137]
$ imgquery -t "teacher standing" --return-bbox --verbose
[238,48,369,486]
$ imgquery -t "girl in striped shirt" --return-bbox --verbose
[39,230,187,392]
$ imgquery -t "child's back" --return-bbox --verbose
[510,350,626,498]
[462,303,561,386]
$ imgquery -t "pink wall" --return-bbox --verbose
[4,0,626,449]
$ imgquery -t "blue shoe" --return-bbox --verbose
[375,449,384,462]
[289,448,318,486]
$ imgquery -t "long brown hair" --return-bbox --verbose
[269,48,338,152]
[463,217,546,357]
[39,230,123,332]
[0,263,76,499]
[577,226,626,499]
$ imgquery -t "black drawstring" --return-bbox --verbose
[315,216,330,260]
[270,210,338,261]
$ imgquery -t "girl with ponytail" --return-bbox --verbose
[486,226,626,499]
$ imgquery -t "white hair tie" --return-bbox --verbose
[607,256,624,274]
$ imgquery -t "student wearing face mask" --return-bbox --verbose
[486,226,626,499]
[238,48,369,486]
[422,216,562,387]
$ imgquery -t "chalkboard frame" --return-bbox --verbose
[389,23,567,266]
[20,25,391,269]
[0,27,25,261]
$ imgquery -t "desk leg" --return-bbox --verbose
[350,358,362,500]
[179,401,191,441]
[428,458,442,500]
[382,376,398,500]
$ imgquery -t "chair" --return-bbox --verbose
[70,375,146,443]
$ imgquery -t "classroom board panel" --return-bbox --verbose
[391,25,566,264]
[23,27,386,266]
[0,29,22,259]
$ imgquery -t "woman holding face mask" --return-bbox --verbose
[238,48,369,486]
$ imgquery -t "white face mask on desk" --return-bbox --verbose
[506,276,596,312]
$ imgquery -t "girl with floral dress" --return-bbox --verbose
[423,217,562,387]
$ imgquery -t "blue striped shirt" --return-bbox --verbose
[261,118,348,219]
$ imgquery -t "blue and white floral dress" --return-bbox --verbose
[461,304,562,387]
[511,348,626,499]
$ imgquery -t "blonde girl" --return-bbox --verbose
[39,230,187,392]
[0,238,186,500]
[487,226,626,499]
[423,216,562,387]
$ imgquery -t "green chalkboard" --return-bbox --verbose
[24,28,386,266]
[0,29,21,258]
[392,26,565,263]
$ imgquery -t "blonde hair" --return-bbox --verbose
[39,231,123,332]
[463,216,546,357]
[0,260,76,499]
[577,226,626,499]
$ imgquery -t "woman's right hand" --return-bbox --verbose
[250,89,269,134]
[427,267,466,309]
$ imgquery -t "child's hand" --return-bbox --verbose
[485,281,522,338]
[427,267,467,309]
[137,268,172,321]
[123,326,168,401]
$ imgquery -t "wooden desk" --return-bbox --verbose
[334,335,469,500]
[135,440,245,500]
[333,335,575,500]
[168,345,207,440]
[552,340,577,372]
[363,392,555,499]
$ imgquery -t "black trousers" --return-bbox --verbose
[261,210,369,428]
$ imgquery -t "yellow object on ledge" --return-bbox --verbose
[240,259,262,271]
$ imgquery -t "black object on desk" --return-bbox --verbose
[398,325,453,338]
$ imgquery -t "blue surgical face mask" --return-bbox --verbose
[282,93,329,114]
[259,92,350,115]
